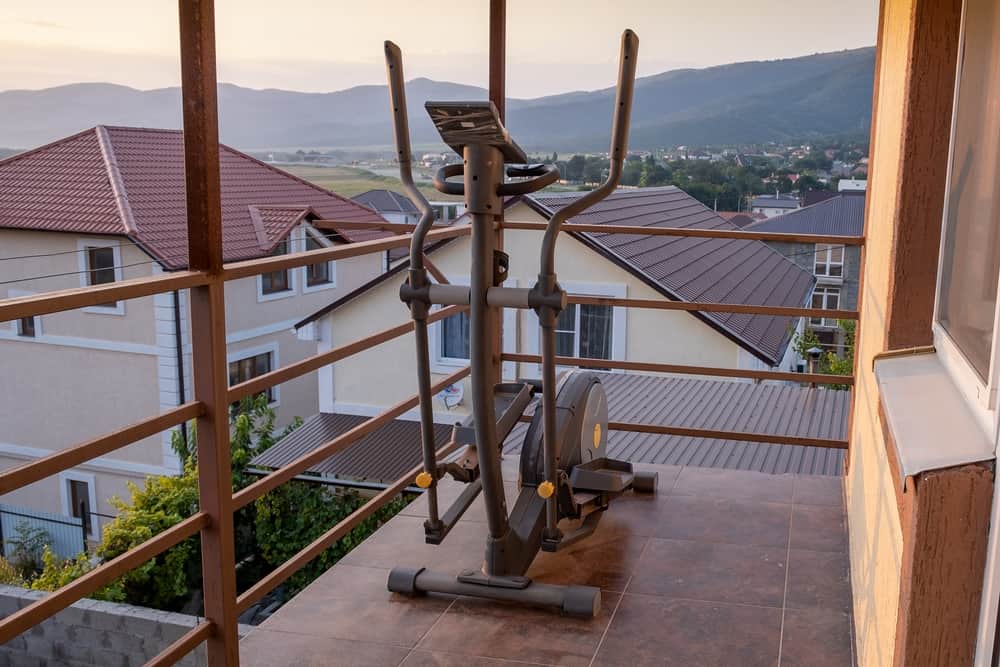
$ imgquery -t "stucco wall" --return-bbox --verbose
[845,1,910,664]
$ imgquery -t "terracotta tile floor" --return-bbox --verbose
[240,464,854,667]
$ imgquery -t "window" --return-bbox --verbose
[440,311,470,360]
[261,241,292,295]
[814,244,844,278]
[936,0,1000,382]
[16,316,35,338]
[68,479,92,537]
[85,245,121,310]
[553,303,614,362]
[305,235,333,288]
[228,352,274,409]
[810,286,841,328]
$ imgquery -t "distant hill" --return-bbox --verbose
[0,48,874,152]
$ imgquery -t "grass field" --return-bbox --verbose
[283,164,461,202]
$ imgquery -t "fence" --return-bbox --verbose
[0,504,85,561]
[0,1,866,665]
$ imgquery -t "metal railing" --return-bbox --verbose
[0,2,865,664]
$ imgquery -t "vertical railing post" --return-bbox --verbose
[178,1,239,665]
[489,0,506,383]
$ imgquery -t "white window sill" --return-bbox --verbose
[875,351,995,484]
[814,275,844,286]
[257,289,296,303]
[302,280,337,294]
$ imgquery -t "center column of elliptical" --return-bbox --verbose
[464,143,513,567]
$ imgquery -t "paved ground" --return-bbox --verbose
[240,462,854,666]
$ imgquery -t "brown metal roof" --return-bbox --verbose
[249,413,454,484]
[352,189,420,215]
[253,372,848,482]
[747,194,866,237]
[0,126,389,269]
[503,372,849,476]
[526,187,816,365]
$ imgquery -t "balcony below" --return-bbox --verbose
[240,462,853,666]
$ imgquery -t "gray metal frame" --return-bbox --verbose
[386,29,647,617]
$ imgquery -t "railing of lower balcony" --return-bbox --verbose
[0,3,865,665]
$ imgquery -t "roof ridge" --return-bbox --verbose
[95,125,138,235]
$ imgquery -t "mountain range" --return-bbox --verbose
[0,47,874,152]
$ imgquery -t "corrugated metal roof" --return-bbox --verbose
[250,413,454,484]
[748,194,865,237]
[503,373,849,476]
[0,126,389,269]
[253,373,848,481]
[527,187,815,365]
[352,189,419,215]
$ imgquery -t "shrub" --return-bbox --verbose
[30,548,124,602]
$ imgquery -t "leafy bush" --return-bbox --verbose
[0,556,26,587]
[6,522,51,579]
[30,548,124,602]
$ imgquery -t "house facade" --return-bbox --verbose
[749,195,865,352]
[296,187,815,424]
[0,126,388,535]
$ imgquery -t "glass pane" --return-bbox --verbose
[937,0,1000,380]
[579,305,613,359]
[87,247,116,285]
[441,312,470,359]
[17,317,35,337]
[306,236,330,286]
[554,304,576,333]
[831,246,844,263]
[828,290,840,310]
[812,291,824,308]
[830,264,843,277]
[556,331,575,357]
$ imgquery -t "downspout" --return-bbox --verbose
[173,289,189,452]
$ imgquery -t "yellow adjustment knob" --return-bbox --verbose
[537,481,555,499]
[415,471,433,489]
[593,423,602,448]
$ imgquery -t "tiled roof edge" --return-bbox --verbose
[95,125,138,235]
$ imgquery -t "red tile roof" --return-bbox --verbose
[0,126,388,269]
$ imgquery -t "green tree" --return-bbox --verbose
[31,548,125,602]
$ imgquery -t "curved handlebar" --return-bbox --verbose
[433,164,466,196]
[539,29,638,280]
[497,165,560,196]
[433,163,561,197]
[384,41,436,272]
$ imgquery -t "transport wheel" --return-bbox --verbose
[562,585,601,618]
[632,470,658,494]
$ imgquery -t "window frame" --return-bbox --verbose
[257,238,297,302]
[525,281,627,378]
[6,289,41,337]
[301,224,337,293]
[58,470,98,540]
[77,238,125,315]
[932,0,1000,434]
[814,243,845,281]
[430,275,472,371]
[227,344,280,409]
[809,285,842,329]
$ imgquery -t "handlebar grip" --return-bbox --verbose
[433,163,465,196]
[497,165,560,196]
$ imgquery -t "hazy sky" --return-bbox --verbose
[0,1,878,98]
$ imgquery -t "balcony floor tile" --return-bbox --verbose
[241,465,854,666]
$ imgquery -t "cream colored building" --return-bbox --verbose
[0,126,388,537]
[296,188,815,424]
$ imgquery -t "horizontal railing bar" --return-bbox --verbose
[567,294,859,320]
[0,402,204,496]
[501,353,853,385]
[606,421,849,449]
[145,620,215,667]
[236,439,461,613]
[232,366,470,509]
[0,271,209,322]
[229,306,467,401]
[312,219,455,233]
[0,512,209,645]
[500,220,865,246]
[222,226,470,281]
[515,414,847,449]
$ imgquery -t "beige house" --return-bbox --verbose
[0,126,388,536]
[296,187,815,424]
